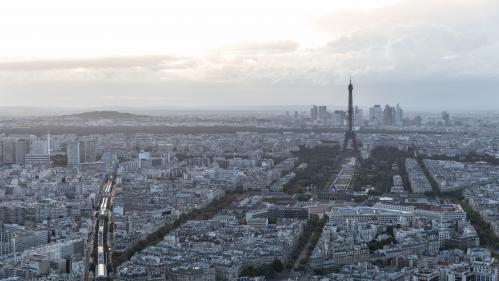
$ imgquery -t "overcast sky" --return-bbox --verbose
[0,0,498,110]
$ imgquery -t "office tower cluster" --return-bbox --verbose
[368,103,404,127]
[25,139,50,165]
[310,105,331,123]
[310,105,329,121]
[0,135,96,167]
[310,105,364,127]
[67,140,97,167]
[0,136,50,166]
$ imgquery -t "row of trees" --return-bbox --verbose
[111,191,242,268]
[414,157,441,195]
[2,125,345,136]
[460,200,499,251]
[415,155,463,199]
[302,215,328,264]
[287,214,328,271]
[3,124,447,137]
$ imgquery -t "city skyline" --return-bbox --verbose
[2,1,499,280]
[0,0,498,110]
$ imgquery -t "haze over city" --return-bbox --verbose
[0,0,498,110]
[3,1,499,281]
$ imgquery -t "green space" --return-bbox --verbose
[283,143,340,195]
[352,146,411,193]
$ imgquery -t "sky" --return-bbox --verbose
[0,0,498,110]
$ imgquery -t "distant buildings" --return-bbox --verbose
[79,140,96,163]
[15,139,29,165]
[355,106,364,127]
[394,104,403,126]
[369,105,383,126]
[368,104,404,127]
[405,159,432,193]
[1,140,16,164]
[311,105,333,123]
[333,110,346,126]
[310,105,318,120]
[384,105,395,126]
[318,105,328,120]
[442,111,451,125]
[308,102,402,128]
[0,137,53,166]
[26,139,50,165]
[67,142,80,167]
[30,140,49,155]
[66,140,96,168]
[309,105,354,127]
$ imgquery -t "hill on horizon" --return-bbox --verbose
[64,110,149,119]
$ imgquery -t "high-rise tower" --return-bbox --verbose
[67,142,80,167]
[342,78,359,151]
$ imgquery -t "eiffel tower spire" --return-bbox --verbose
[343,77,359,152]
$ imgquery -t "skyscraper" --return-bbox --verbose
[30,140,49,155]
[310,105,318,120]
[15,139,29,165]
[394,104,404,126]
[442,111,450,125]
[354,106,364,127]
[26,139,50,165]
[79,140,96,163]
[47,132,51,158]
[369,105,383,126]
[318,106,329,120]
[383,104,395,126]
[333,110,346,126]
[1,141,16,164]
[67,142,80,167]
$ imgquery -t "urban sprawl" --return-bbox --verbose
[1,86,499,281]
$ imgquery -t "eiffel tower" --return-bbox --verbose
[342,78,359,152]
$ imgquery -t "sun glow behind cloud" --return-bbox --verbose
[0,0,406,59]
[0,0,498,109]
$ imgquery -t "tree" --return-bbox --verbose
[272,259,284,272]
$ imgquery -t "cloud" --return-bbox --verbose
[313,0,499,81]
[0,0,498,109]
[223,41,300,54]
[0,55,190,71]
[2,0,499,85]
